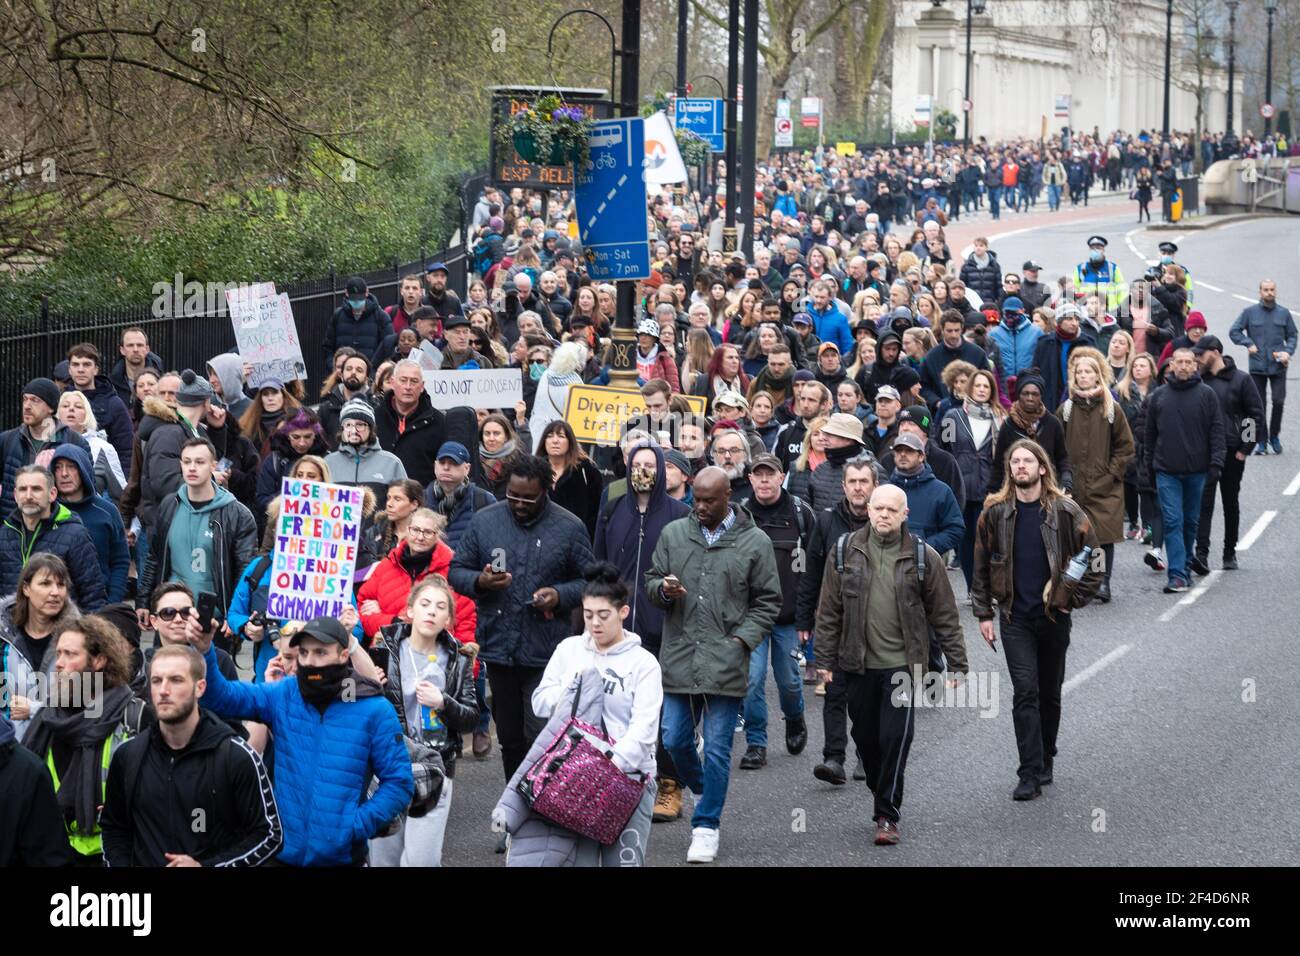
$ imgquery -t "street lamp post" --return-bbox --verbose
[1265,0,1278,136]
[739,0,759,252]
[1224,0,1239,154]
[723,0,740,250]
[676,0,688,97]
[1161,0,1173,141]
[963,0,987,149]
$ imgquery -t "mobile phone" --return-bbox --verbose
[664,575,681,588]
[196,591,217,634]
[367,646,390,672]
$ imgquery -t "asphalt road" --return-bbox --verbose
[441,213,1300,867]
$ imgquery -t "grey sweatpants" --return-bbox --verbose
[369,779,453,867]
[572,780,657,868]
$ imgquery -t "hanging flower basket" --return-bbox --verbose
[497,94,593,167]
[675,128,712,167]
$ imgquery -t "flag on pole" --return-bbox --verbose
[643,111,688,185]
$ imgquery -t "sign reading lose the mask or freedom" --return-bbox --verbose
[422,367,523,410]
[227,282,307,387]
[267,479,363,621]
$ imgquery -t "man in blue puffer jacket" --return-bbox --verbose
[49,444,130,603]
[987,296,1043,387]
[190,614,413,866]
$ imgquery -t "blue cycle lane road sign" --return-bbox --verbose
[576,117,651,282]
[673,98,725,153]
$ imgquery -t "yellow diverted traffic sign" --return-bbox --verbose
[564,385,706,446]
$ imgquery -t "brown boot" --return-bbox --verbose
[652,778,683,822]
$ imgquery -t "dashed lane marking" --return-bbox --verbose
[1283,470,1300,496]
[1062,644,1132,694]
[1237,510,1277,551]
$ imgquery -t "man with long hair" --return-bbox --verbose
[973,439,1100,802]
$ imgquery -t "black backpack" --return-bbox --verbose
[834,531,927,587]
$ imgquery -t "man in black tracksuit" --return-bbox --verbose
[1194,336,1265,570]
[796,455,882,785]
[100,645,281,866]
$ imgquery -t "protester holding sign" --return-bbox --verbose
[266,477,364,623]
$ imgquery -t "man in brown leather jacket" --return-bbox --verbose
[972,438,1100,802]
[814,484,968,847]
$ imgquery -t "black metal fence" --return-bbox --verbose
[0,247,468,426]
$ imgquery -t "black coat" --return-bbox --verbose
[1202,356,1265,454]
[736,490,813,625]
[323,296,393,364]
[0,721,73,865]
[959,251,1002,305]
[550,458,604,540]
[988,413,1073,494]
[372,391,448,489]
[1143,375,1226,477]
[1032,330,1099,411]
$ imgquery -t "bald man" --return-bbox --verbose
[647,465,782,864]
[813,484,967,846]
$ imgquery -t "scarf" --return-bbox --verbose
[400,543,431,580]
[826,443,860,465]
[480,440,516,484]
[1072,384,1105,401]
[261,408,285,439]
[964,398,995,421]
[713,375,742,398]
[1010,401,1044,435]
[24,683,134,835]
[297,663,353,715]
[430,480,465,518]
[1057,326,1078,342]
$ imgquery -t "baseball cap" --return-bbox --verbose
[750,453,784,473]
[442,313,470,330]
[289,615,351,648]
[1001,296,1025,313]
[875,385,902,404]
[1192,334,1223,354]
[818,341,840,355]
[258,379,285,393]
[898,405,932,431]
[1022,260,1042,272]
[426,261,449,275]
[792,312,812,326]
[345,276,366,296]
[436,441,471,464]
[892,432,926,453]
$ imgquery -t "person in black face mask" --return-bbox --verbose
[188,612,414,866]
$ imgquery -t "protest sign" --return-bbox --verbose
[423,367,523,410]
[228,286,307,386]
[267,479,363,621]
[564,384,706,446]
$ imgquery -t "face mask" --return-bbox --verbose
[348,298,366,311]
[529,362,546,381]
[1160,255,1173,265]
[1089,250,1104,263]
[629,465,656,493]
[297,662,351,709]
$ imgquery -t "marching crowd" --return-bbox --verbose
[1,131,1295,869]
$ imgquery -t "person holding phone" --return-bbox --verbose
[973,440,1100,802]
[370,577,479,867]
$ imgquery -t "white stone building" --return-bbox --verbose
[890,0,1239,141]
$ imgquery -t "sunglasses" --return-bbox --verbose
[154,606,193,621]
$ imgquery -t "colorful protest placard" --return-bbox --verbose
[266,478,363,621]
[228,285,306,386]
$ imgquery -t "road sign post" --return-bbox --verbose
[575,117,652,282]
[673,97,726,153]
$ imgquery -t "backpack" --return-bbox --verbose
[471,237,495,278]
[834,531,927,587]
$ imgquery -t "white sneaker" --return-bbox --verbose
[686,826,719,863]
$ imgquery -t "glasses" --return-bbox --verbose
[408,527,438,538]
[506,492,545,505]
[154,606,193,621]
[714,447,746,458]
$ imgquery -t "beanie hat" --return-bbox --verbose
[1185,311,1207,331]
[488,216,505,233]
[662,449,692,476]
[176,369,214,407]
[891,365,921,393]
[23,377,61,413]
[339,397,376,428]
[1016,369,1047,399]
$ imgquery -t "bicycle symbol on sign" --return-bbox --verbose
[595,152,616,170]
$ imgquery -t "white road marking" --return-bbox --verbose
[1232,293,1256,304]
[1237,510,1277,551]
[1062,644,1132,694]
[1283,470,1300,496]
[1125,227,1151,264]
[967,224,1043,259]
[1199,281,1224,292]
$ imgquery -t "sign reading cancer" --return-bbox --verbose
[267,479,363,621]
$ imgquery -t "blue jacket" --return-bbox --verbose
[448,498,594,669]
[0,425,90,515]
[49,444,130,603]
[1229,302,1297,376]
[887,465,964,556]
[593,443,690,651]
[809,301,854,358]
[773,194,798,218]
[67,375,133,474]
[0,503,106,611]
[988,317,1043,381]
[198,643,413,866]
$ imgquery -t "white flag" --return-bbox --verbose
[643,111,688,185]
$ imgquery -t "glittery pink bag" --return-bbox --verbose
[518,678,646,845]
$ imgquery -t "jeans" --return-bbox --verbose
[1000,613,1071,783]
[1156,471,1207,584]
[988,185,1002,219]
[743,623,805,747]
[474,670,491,734]
[1197,452,1246,559]
[845,668,915,823]
[1251,372,1286,443]
[486,664,547,780]
[661,693,742,830]
[1047,183,1061,211]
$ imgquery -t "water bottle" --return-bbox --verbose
[417,652,447,746]
[1063,546,1093,585]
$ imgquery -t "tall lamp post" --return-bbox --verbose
[1264,0,1278,135]
[739,0,759,252]
[963,0,987,149]
[1161,0,1173,141]
[1224,0,1239,154]
[723,0,740,251]
[676,0,688,96]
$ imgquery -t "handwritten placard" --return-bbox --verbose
[267,479,363,621]
[422,368,523,410]
[228,285,306,386]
